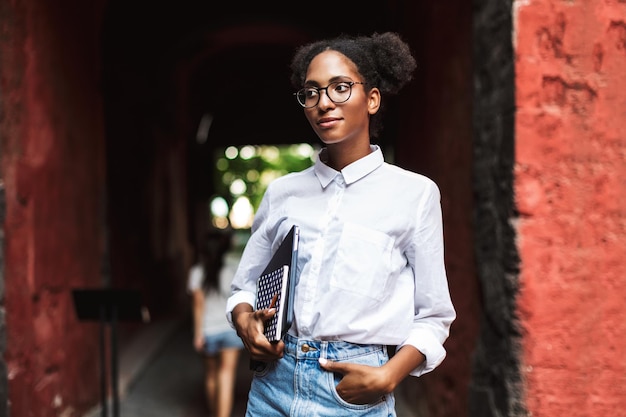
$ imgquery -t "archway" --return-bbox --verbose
[103,1,478,415]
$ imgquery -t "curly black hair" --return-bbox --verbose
[290,32,417,139]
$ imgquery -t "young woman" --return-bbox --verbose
[226,32,456,416]
[188,230,244,417]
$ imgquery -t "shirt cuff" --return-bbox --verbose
[399,329,447,377]
[225,290,256,327]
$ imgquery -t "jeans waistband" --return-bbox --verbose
[284,333,386,361]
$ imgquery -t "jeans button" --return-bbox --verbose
[301,343,310,352]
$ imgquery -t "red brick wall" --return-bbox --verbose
[0,0,108,415]
[515,1,626,416]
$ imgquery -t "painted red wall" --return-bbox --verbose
[0,0,108,415]
[515,1,626,416]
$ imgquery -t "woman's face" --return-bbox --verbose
[302,50,380,146]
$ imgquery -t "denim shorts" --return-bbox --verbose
[203,329,244,356]
[245,333,396,417]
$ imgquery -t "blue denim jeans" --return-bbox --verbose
[245,333,396,417]
[203,329,244,355]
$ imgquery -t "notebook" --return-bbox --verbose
[255,224,300,342]
[256,266,290,341]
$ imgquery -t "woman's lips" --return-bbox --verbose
[317,117,341,128]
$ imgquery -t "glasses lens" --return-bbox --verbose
[296,88,319,108]
[327,82,352,104]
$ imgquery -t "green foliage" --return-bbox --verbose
[213,144,316,218]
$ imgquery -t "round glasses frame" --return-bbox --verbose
[294,81,365,108]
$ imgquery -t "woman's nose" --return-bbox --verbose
[317,89,335,109]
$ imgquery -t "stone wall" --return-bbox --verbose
[471,0,526,416]
[0,1,108,415]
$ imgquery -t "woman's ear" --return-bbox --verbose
[367,87,381,115]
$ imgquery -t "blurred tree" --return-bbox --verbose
[211,144,317,229]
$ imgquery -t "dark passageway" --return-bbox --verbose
[101,1,476,416]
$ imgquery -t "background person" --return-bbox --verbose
[188,229,244,417]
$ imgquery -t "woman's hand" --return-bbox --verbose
[232,303,284,362]
[318,345,425,405]
[318,359,394,404]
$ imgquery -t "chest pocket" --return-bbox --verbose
[330,222,394,302]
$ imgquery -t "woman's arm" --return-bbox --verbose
[403,180,455,376]
[191,289,205,352]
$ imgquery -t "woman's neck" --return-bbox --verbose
[324,141,372,171]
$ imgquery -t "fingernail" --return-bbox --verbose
[268,308,276,314]
[318,357,327,366]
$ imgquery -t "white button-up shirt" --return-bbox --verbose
[226,145,455,376]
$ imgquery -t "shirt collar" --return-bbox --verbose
[314,145,384,188]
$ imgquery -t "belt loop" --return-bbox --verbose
[320,341,328,360]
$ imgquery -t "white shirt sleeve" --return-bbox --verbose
[400,181,456,376]
[225,187,274,325]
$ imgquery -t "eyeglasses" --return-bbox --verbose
[294,81,365,108]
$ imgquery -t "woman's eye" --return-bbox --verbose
[333,83,350,93]
[305,88,319,98]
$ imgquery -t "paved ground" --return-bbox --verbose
[84,317,250,417]
[122,320,251,417]
[85,317,418,417]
